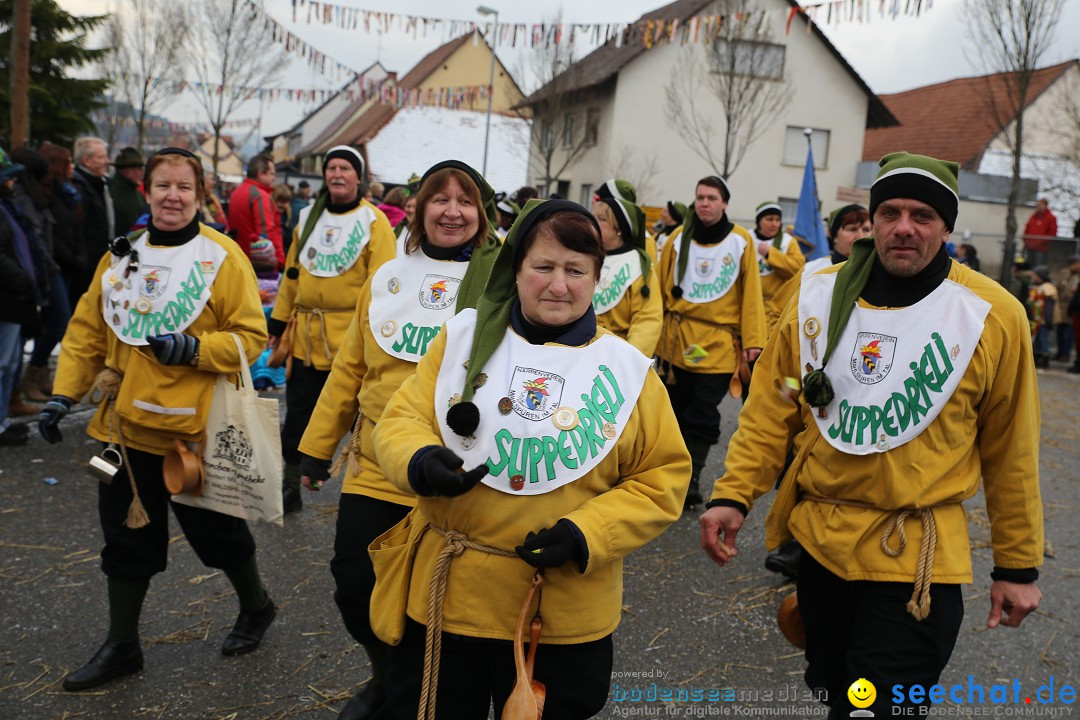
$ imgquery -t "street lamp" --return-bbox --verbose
[477,5,499,177]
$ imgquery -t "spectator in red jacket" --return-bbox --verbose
[1023,198,1058,257]
[227,154,284,271]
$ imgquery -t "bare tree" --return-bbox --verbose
[103,0,188,153]
[605,143,661,202]
[183,0,285,173]
[513,14,594,196]
[664,0,790,180]
[964,0,1063,285]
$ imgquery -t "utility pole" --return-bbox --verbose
[10,0,32,148]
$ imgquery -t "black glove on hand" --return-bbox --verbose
[38,395,74,444]
[413,447,489,497]
[299,454,331,490]
[515,519,586,571]
[147,333,199,366]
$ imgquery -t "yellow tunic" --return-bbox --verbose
[711,261,1043,583]
[595,262,663,357]
[372,327,690,643]
[656,224,768,373]
[271,200,396,370]
[54,225,267,456]
[757,232,806,333]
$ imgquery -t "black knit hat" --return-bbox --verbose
[869,152,959,232]
[324,145,365,178]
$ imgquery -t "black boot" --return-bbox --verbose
[1070,361,1080,374]
[63,638,143,691]
[337,681,387,720]
[221,597,277,656]
[283,462,303,513]
[764,539,802,580]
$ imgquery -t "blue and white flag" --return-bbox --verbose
[794,144,828,261]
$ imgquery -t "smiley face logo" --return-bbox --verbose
[847,678,876,709]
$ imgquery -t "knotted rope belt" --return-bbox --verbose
[294,305,353,364]
[801,494,960,621]
[658,311,741,384]
[418,524,517,720]
[89,368,149,529]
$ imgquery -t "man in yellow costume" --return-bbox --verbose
[700,152,1043,718]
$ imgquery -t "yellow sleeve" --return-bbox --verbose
[564,371,690,572]
[708,298,805,510]
[771,272,802,325]
[366,205,398,276]
[625,264,663,357]
[298,284,372,461]
[371,329,449,493]
[765,236,806,282]
[738,237,768,350]
[194,242,269,371]
[53,254,111,400]
[977,294,1044,569]
[270,226,301,325]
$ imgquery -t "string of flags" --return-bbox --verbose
[269,0,933,47]
[91,113,261,132]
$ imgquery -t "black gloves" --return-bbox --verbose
[409,446,489,497]
[515,519,587,572]
[299,454,331,490]
[38,396,74,444]
[147,333,200,366]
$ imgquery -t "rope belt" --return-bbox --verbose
[90,368,149,529]
[659,311,740,384]
[418,524,517,720]
[295,305,353,364]
[802,494,960,620]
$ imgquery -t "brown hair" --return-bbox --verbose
[382,186,407,209]
[832,207,870,236]
[514,210,604,280]
[405,168,488,254]
[145,153,206,205]
[40,143,72,193]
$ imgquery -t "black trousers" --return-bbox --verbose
[99,446,256,579]
[330,492,412,646]
[664,366,732,446]
[373,618,613,720]
[281,362,331,464]
[797,551,964,718]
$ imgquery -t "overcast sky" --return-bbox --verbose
[59,0,1080,139]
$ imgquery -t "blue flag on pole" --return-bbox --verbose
[794,143,829,261]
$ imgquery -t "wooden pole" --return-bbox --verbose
[10,0,32,148]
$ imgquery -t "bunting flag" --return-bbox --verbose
[91,113,261,131]
[259,0,931,50]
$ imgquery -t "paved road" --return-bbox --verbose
[1,367,1077,720]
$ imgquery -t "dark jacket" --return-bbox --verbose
[0,200,42,335]
[109,172,148,236]
[70,166,113,297]
[49,182,87,287]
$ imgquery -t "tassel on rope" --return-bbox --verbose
[801,368,834,409]
[94,369,149,530]
[329,412,364,478]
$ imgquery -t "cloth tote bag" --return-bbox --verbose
[172,334,284,526]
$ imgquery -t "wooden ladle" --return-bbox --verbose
[502,572,546,720]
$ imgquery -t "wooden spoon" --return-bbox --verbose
[502,573,545,720]
[527,616,546,717]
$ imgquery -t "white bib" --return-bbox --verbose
[368,251,470,362]
[435,310,651,495]
[297,204,377,277]
[798,272,990,455]
[672,231,745,303]
[396,226,410,256]
[758,232,794,277]
[101,232,227,346]
[802,255,833,277]
[593,250,643,314]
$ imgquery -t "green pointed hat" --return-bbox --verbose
[445,199,602,438]
[596,178,637,204]
[419,159,498,229]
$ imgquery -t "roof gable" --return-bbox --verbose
[863,60,1076,168]
[519,0,896,127]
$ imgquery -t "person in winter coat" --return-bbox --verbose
[70,137,114,299]
[268,146,397,514]
[369,199,689,719]
[227,154,284,271]
[38,147,276,693]
[296,159,502,720]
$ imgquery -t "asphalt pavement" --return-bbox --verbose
[1,365,1077,720]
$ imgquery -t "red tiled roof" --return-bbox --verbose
[309,34,475,155]
[863,60,1076,169]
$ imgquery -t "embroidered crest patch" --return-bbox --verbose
[849,332,897,385]
[508,367,565,422]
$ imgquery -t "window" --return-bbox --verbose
[585,108,599,146]
[579,183,593,207]
[563,112,577,149]
[556,180,570,198]
[537,183,548,198]
[713,39,785,80]
[778,197,799,228]
[782,127,830,168]
[540,120,554,152]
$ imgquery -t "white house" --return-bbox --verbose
[517,0,897,226]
